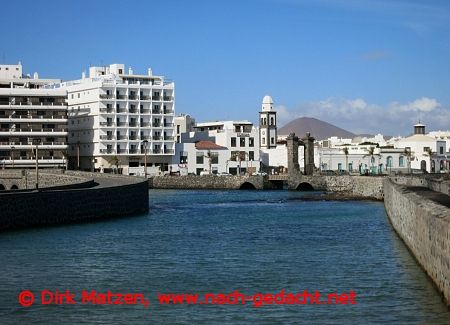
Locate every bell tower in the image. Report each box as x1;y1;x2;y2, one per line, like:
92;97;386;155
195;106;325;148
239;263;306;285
259;95;277;149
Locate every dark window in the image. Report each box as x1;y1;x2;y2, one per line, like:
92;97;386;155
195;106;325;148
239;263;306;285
196;153;204;164
249;151;254;161
271;137;275;144
231;137;236;147
440;147;444;154
240;137;246;147
249;137;254;147
211;152;219;164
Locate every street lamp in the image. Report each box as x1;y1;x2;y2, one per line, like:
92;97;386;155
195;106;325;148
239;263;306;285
142;140;148;178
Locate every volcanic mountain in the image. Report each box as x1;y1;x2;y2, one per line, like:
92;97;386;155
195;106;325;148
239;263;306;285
278;117;356;140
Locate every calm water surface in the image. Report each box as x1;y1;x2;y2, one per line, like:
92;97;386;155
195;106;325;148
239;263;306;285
0;190;449;324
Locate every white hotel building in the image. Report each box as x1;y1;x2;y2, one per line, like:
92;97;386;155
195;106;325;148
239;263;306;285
57;64;175;175
0;63;68;168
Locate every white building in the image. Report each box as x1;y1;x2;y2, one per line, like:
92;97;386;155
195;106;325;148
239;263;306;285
57;63;175;175
396;123;447;173
171;120;260;175
0;63;68;169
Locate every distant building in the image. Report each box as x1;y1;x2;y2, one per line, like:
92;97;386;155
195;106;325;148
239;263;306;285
0;63;68;169
171;120;260;175
58;63;175;175
174;114;195;143
259;95;277;149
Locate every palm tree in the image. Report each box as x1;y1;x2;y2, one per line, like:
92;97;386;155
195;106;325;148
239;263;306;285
110;155;120;174
403;148;413;174
363;146;380;175
424;147;435;173
342;147;349;172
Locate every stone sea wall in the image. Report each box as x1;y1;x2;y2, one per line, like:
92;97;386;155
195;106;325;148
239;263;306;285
383;178;450;305
0;172;149;230
151;175;265;190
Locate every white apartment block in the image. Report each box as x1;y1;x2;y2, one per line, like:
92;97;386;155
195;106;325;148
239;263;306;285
57;63;175;175
171;120;260;175
0;63;68;168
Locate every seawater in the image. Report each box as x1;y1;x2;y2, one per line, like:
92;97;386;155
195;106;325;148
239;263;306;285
0;190;449;324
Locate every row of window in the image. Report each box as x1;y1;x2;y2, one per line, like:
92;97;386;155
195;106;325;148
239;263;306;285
231;137;254;147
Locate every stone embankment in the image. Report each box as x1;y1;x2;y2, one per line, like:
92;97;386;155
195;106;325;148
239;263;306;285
384;177;450;306
0;170;149;230
150;175;265;190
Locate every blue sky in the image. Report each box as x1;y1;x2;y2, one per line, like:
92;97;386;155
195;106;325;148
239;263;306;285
1;0;450;135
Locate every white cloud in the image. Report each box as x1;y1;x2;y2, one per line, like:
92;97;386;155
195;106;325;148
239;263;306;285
277;97;450;135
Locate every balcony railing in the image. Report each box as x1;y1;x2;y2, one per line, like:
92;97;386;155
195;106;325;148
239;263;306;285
117;149;127;154
129;148;139;154
116;95;126;100
140;135;151;140
116;108;126;113
100;122;115;127
128;95;138;100
164;123;174;127
117;122;127;127
153;149;161;154
164;136;174;140
153;123;161;127
140;96;151;100
99;94;115;99
163;96;172;101
140;109;150;114
152;109;162;114
163;109;174;114
140;122;151;127
100;149;115;154
117;135;127;140
164;149;175;154
99;107;114;113
129;122;139;127
152;96;161;101
129;109;138;114
100;135;114;140
153;135;162;140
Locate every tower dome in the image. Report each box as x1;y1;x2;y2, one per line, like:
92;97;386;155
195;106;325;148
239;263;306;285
262;95;274;112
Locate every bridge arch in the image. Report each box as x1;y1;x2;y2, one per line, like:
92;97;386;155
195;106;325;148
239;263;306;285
0;184;5;191
239;182;256;190
10;184;18;190
296;182;315;191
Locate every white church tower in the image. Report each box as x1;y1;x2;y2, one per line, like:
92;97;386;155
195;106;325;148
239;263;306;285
259;95;277;148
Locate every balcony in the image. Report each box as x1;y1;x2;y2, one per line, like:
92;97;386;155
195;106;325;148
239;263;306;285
153;135;162;140
163;109;174;114
116;95;126;100
129;148;139;154
164;123;174;127
129;122;139;127
117;122;127;127
140;109;150;114
129;109;138;114
140;122;151;127
128;95;138;100
140;96;151;101
117;149;127;154
100;149;115;154
100;135;114;140
153;149;161;154
163;96;172;101
99;107;114;113
99;94;115;99
117;135;127;140
152;96;161;101
140;135;151;140
116;108;126;113
152;109;162;114
129;135;139;140
164;149;175;154
153;123;161;128
164;136;174;141
100;122;115;127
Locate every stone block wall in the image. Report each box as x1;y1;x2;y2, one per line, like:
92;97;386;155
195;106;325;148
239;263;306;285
384;178;450;306
151;175;264;190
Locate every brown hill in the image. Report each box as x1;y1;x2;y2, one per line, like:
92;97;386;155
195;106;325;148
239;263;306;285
278;117;356;140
